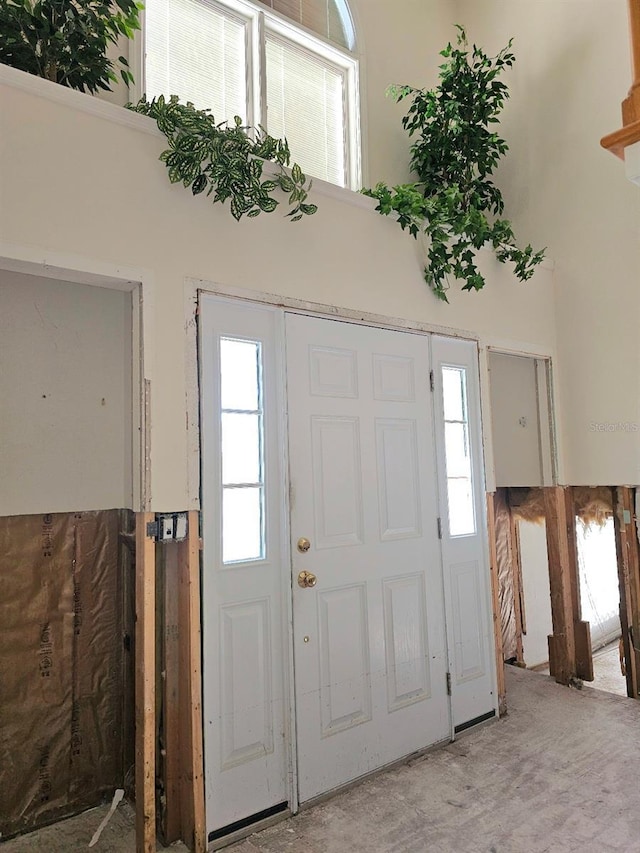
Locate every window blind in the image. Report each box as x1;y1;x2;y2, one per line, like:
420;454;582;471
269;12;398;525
255;0;354;49
145;0;249;122
266;34;346;186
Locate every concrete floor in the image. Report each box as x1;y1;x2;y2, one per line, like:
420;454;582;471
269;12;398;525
4;667;640;852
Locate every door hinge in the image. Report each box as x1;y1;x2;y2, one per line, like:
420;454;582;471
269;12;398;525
437;517;443;539
446;672;452;696
429;369;435;392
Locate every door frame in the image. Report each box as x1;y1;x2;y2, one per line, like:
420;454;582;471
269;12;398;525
0;242;152;512
192;281;500;830
185;276;488;513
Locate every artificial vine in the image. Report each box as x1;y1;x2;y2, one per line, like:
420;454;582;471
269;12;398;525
363;26;545;302
129;96;317;223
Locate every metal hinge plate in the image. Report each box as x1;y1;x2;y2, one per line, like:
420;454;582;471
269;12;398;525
446;672;452;696
437;517;443;539
147;512;189;542
429;369;435;392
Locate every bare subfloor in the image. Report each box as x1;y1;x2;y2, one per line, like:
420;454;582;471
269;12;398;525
231;668;640;853
5;667;640;852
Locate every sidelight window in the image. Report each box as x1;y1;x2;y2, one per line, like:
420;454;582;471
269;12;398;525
442;366;476;537
220;337;265;563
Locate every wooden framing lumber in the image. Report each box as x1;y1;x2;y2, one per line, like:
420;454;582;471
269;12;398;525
162;545;182;843
601;0;640;156
135;512;156;853
177;510;206;852
486;493;507;715
563;488;593;682
614;487;640;698
509;512;525;665
574;621;594;683
543;487;578;685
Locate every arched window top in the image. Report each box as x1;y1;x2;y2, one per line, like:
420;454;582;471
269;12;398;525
254;0;355;50
143;0;361;189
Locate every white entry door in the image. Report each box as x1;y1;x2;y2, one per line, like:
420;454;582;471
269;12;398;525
431;335;497;730
285;314;451;803
200;299;497;839
200;297;290;842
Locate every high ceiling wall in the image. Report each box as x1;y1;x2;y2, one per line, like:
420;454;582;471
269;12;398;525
455;0;640;484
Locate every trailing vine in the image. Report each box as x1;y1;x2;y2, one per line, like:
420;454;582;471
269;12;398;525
363;26;545;302
128;96;317;222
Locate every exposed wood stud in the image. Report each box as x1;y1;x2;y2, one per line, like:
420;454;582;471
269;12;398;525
614;487;640;699
178;510;206;852
509;512;525;665
563;488;593;682
135;512;156;853
486;493;507;716
162;545;182;843
543;487;577;686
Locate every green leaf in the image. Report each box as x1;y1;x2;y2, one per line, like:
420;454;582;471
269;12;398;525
191;173;207;195
124;96;318;224
361;25;543;302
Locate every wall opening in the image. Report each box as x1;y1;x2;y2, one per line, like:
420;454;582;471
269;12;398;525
488;351;555;488
0;268;140;838
489;486;636;706
577;518;626;696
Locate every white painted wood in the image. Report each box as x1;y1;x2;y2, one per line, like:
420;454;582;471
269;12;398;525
286;314;450;803
200;296;290;835
535;358;557;486
488;351;544;487
431;336;497;730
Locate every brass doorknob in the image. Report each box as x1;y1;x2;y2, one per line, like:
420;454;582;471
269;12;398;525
298;570;317;589
297;537;311;553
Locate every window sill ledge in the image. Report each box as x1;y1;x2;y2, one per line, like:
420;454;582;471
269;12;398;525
0;63;377;214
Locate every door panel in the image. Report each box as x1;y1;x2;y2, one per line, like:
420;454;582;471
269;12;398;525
200;297;289;837
431;336;497;729
200;301;497;834
311;416;364;547
318;584;372;735
383;573;431;710
286;314;450;803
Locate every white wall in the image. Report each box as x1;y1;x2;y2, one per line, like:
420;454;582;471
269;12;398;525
489;352;543;487
0;0;560;511
518;520;553;668
456;0;640;485
0;271;133;514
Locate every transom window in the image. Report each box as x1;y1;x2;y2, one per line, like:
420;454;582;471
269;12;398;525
143;0;360;189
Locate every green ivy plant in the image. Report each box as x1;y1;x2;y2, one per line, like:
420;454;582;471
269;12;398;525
363;26;545;302
129;96;317;222
0;0;141;93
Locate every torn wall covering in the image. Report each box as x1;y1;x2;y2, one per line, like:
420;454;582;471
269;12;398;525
494;490;518;661
0;511;134;839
